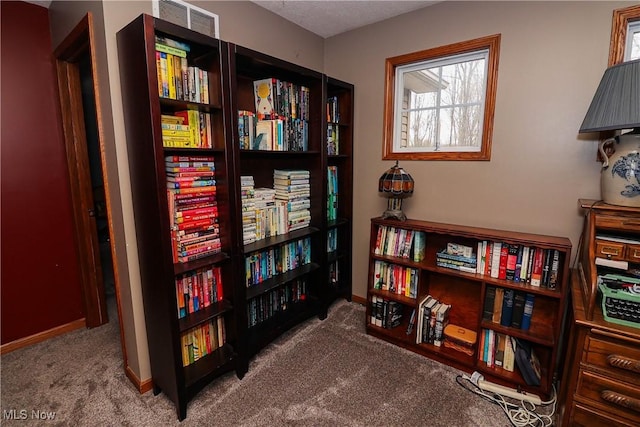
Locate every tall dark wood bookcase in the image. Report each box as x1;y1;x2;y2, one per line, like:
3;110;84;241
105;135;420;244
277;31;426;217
323;77;354;307
117;13;355;420
366;217;572;400
117;15;242;420
227;43;325;370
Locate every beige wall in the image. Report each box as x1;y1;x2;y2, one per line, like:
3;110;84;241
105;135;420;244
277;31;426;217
324;1;630;299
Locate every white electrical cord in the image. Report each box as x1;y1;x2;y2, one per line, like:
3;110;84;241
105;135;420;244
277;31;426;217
457;374;557;427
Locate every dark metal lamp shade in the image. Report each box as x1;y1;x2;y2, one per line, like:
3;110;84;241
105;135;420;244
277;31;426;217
579;58;640;133
379;161;414;221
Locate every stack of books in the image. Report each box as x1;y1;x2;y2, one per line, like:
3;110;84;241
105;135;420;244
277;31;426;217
253;187;279;239
166;156;220;263
273;169;311;231
240;175;256;245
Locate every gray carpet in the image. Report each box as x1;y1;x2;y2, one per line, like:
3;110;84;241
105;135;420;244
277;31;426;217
1;298;538;426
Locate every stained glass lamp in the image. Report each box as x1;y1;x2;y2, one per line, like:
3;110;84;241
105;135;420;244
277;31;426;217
379;161;414;221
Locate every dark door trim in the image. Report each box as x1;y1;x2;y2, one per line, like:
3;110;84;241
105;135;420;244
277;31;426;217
53;13;109;328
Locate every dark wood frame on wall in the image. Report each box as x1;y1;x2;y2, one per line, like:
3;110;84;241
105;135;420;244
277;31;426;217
608;4;640;66
382;34;501;161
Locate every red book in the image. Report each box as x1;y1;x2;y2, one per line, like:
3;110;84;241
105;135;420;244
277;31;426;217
484;242;492;276
175;206;218;217
530;248;545;286
175;218;219;231
498;244;509;280
215;267;223;302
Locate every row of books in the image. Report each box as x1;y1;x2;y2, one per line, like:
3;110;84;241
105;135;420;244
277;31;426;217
161;111;213;148
166;156;221;264
180;317;226;367
327;124;340;155
175;266;224;319
414;295;451;347
155;37;210;104
373;226;426;262
326;95;340;123
478;242;561;288
372;260;418;299
483;287;535;331
478;329;516;372
245;237;312;287
370;297;403;329
435;241;561;289
327;166;338;221
253;78;310;121
237;110;309;151
246;279;307;327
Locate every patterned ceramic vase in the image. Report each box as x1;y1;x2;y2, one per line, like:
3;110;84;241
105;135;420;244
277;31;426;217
598;132;640;207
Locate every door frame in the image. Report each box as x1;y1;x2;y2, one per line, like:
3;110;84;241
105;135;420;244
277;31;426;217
53;13;122;340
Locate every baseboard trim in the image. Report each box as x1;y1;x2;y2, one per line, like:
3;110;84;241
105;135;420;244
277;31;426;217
0;318;86;355
351;294;366;306
125;365;153;394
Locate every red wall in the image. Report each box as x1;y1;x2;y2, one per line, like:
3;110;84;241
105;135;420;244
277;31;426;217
1;1;84;344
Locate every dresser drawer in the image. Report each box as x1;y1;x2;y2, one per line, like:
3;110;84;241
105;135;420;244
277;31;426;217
584;334;640;386
571;402;638;427
576;370;640;424
595;240;626;261
595;215;640;233
626;244;640;262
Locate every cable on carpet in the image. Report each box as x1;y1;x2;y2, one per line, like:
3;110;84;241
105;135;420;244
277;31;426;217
455;374;557;427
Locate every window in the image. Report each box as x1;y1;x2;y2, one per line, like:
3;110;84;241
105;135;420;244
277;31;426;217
626;20;640;60
608;4;640;65
383;34;500;161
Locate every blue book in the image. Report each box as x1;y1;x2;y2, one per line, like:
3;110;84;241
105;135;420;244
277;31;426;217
500;289;515;327
521;293;535;331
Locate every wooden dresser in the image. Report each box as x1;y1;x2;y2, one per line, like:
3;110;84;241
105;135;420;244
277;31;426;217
560;200;640;426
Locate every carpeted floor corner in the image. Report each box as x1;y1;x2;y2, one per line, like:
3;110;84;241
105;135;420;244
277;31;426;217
1;298;546;426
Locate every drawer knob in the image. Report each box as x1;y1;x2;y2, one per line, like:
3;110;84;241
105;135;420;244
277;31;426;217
607;354;640;374
601;390;640;413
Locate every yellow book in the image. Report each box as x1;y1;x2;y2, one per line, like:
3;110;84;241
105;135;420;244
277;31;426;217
167;54;176;100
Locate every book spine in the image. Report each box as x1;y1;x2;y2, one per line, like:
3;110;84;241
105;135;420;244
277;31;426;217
520;293;535;331
500;289;515;327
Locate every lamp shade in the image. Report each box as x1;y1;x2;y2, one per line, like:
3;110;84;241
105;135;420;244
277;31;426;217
378;161;414;197
579;58;640;133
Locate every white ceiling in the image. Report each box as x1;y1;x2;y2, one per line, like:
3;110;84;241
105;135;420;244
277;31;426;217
24;0;437;39
252;1;438;38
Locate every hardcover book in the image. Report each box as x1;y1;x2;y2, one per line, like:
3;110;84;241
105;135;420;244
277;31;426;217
510;291;526;329
500;289;515;327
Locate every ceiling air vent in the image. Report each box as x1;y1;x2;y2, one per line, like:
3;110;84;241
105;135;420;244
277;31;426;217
152;0;219;39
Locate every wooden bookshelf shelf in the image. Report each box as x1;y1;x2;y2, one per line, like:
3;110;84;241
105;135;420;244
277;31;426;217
366;217;571;399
